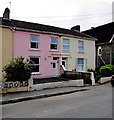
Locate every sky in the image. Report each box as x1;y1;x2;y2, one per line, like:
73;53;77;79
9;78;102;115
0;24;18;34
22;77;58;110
0;0;113;31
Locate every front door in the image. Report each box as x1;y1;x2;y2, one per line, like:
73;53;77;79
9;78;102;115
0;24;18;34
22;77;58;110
52;60;58;77
62;58;68;70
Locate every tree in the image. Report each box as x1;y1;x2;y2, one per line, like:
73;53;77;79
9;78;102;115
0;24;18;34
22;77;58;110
2;56;34;82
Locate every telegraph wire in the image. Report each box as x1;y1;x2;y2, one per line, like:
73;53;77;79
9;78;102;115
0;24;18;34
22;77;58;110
11;11;112;26
11;12;112;19
37;13;112;24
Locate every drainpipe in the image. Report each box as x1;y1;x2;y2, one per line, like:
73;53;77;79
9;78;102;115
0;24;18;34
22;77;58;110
110;45;112;64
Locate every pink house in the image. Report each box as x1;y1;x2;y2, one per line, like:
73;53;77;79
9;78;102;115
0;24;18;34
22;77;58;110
13;30;61;79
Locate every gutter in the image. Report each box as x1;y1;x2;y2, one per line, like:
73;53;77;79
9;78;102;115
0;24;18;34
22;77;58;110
109;34;114;43
96;34;114;46
96;42;111;46
0;25;15;32
15;27;96;41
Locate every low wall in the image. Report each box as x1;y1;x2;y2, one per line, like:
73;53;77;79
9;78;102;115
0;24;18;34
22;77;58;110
1;81;28;93
28;79;84;91
2;87;28;93
99;77;111;84
62;71;95;86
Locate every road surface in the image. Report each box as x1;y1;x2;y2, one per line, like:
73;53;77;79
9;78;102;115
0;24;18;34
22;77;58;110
2;83;112;118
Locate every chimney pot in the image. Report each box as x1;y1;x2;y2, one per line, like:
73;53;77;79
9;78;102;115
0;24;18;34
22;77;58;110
3;8;10;19
71;25;80;32
91;27;94;29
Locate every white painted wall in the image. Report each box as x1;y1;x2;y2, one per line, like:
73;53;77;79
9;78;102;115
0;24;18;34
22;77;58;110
28;79;84;91
99;77;111;84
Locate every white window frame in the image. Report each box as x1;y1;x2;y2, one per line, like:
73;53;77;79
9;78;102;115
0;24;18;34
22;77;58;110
63;39;70;52
50;37;58;51
30;57;40;74
30;34;39;50
78;40;84;53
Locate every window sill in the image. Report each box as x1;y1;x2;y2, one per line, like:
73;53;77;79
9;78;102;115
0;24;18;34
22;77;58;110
29;48;40;51
50;50;58;52
31;72;41;75
62;51;70;53
78;52;85;54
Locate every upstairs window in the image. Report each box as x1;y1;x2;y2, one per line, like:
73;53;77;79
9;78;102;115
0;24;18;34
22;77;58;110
63;39;69;52
50;37;58;50
78;40;84;53
30;35;39;49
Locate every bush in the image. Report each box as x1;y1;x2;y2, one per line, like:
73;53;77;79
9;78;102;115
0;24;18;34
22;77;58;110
2;56;34;82
99;64;114;77
87;68;95;72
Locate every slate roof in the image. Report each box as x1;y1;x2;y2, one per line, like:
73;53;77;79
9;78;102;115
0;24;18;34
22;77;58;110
82;22;114;44
0;17;95;40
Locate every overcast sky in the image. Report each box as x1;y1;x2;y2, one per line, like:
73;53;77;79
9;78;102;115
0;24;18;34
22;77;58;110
0;0;113;31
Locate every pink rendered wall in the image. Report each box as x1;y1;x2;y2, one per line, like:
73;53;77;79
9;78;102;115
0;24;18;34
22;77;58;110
13;31;61;78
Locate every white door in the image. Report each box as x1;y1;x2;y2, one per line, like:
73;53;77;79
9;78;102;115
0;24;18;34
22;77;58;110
52;60;58;77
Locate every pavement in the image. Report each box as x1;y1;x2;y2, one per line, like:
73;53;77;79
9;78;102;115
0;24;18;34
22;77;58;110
0;86;91;105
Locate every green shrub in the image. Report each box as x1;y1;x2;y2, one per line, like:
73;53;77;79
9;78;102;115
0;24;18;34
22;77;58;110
2;56;34;82
87;68;95;72
99;64;114;77
106;64;114;71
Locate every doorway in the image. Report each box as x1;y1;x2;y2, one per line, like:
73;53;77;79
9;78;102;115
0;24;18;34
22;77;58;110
52;57;59;77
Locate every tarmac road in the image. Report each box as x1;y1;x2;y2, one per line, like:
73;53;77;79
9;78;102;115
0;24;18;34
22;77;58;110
2;82;112;118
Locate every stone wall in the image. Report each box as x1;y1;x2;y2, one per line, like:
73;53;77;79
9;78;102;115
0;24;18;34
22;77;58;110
97;44;114;65
101;44;110;64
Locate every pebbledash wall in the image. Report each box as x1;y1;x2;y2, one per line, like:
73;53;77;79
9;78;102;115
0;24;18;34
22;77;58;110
13;30;61;79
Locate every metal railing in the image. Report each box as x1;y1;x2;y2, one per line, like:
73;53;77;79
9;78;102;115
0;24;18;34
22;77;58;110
61;71;92;84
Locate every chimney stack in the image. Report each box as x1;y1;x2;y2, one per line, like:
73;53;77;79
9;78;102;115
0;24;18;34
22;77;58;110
71;25;80;32
91;27;94;29
3;8;10;20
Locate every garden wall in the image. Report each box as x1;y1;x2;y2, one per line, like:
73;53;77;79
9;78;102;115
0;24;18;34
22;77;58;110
28;79;84;91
